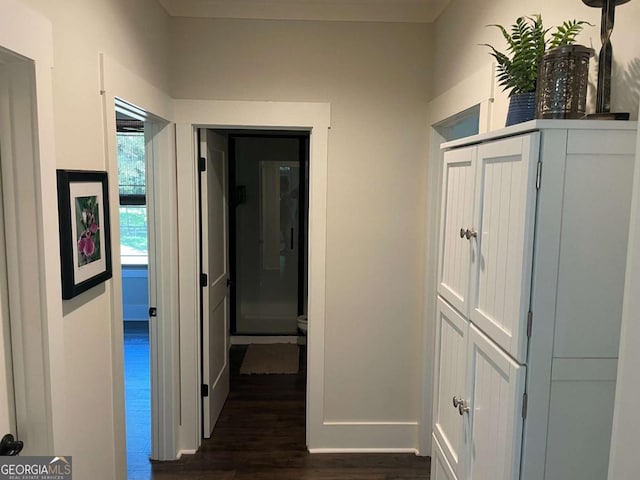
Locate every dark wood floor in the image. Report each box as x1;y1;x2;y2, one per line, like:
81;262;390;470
150;345;430;480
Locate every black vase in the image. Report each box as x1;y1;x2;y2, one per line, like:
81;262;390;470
506;92;536;126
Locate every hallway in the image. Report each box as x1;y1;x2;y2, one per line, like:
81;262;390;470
150;346;431;479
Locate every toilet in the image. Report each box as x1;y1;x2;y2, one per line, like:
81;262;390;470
297;315;308;335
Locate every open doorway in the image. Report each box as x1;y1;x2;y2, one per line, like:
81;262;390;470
228;132;309;337
116;107;151;478
197;128;310;442
174;100;329;453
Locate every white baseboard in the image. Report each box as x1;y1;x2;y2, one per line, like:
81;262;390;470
308;421;419;451
309;448;419;454
230;335;305;345
176;449;197;458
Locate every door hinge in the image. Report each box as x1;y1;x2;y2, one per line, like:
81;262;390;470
149;307;157;318
526;310;533;337
522;392;528;419
198;157;206;172
536;160;542;190
200;273;208;288
201;384;209;397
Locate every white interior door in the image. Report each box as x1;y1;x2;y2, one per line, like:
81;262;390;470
469;133;539;363
432;296;468;478
438;146;476;317
0;54;32;456
467;324;525;480
200;129;230;438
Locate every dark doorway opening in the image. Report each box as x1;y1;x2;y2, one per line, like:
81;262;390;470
227;132;310;336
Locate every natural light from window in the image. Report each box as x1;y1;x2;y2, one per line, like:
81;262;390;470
117;131;148;265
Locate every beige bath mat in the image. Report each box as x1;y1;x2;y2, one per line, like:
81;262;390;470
240;343;299;374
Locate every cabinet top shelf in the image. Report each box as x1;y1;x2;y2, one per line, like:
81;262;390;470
441;119;638;150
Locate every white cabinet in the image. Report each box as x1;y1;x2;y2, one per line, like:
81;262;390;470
470;135;538;363
431;120;637;480
466;324;525;480
437;146;476;317
432;297;468;478
433;434;460;480
433;297;526;480
438;134;538;363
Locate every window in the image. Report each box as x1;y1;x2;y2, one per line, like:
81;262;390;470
117;130;147;265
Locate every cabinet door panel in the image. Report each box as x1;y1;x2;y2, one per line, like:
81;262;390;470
432;434;459;480
467;324;526;480
433;296;468;477
470;133;539;363
438;147;476;316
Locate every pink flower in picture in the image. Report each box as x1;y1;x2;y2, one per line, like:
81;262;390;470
83;234;95;257
78;235;86;254
75;195;102;267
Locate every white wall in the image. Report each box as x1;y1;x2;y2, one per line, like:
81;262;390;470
433;0;640;128
16;0;170;478
171;18;433;442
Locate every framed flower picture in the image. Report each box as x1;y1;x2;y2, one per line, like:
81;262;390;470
57;170;112;299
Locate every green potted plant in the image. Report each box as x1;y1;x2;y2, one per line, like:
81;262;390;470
483;15;591;126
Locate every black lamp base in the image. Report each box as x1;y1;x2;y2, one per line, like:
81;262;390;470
583;112;630;120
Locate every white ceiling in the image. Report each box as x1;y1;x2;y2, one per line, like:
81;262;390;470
157;0;451;24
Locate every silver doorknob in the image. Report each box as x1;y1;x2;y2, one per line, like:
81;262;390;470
458;399;470;415
452;396;462;408
459;228;466;239
465;229;478;240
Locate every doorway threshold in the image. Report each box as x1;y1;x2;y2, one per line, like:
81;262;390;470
230;335;306;345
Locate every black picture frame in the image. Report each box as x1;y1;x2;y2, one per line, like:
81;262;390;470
57;170;112;299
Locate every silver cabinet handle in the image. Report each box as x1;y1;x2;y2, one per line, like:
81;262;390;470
458;399;470;415
453;395;462;408
459;228;466;239
465;228;477;240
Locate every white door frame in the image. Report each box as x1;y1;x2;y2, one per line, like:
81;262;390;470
420;64;495;456
99;54;178;468
0;0;65;454
174;100;330;454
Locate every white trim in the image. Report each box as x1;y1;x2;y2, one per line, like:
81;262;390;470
176;449;197;458
99;54;177;464
420;63;495;456
174;99;330;453
230;335;303;345
426;64;495;138
608;107;640;480
312;421;418;450
442;118;637;150
175;123;201;452
158;0;449;24
309;448;419;454
323;421;418;426
0;0;65;454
